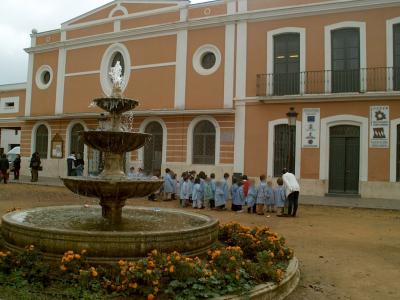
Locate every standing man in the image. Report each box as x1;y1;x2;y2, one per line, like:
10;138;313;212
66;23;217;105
30;152;41;182
13;154;21;180
66;152;76;176
282;168;300;217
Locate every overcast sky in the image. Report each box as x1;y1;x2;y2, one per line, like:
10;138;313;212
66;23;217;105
0;0;208;85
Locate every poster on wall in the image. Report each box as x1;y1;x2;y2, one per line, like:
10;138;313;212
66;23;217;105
302;108;320;148
370;106;389;148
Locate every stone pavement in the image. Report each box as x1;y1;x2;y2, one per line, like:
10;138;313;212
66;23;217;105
5;175;400;211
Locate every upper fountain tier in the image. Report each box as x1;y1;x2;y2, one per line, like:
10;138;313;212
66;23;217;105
92;97;139;115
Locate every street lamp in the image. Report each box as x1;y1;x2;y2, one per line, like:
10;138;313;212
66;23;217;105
286;107;298;173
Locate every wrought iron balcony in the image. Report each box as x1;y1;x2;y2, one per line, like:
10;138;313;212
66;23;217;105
256;67;400;97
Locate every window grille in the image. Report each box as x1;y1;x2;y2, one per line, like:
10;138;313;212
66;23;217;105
274;124;296;177
36;125;48;159
193;120;216;165
70;123;84;155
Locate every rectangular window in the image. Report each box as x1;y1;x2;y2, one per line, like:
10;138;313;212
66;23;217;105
274;124;296;177
273;33;300;96
331;28;360;93
394;24;400;91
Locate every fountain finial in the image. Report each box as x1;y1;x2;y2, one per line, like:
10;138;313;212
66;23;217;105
109;61;124;97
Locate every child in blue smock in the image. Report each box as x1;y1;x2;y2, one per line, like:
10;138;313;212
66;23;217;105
265;180;275;213
274;177;287;216
192;177;203;209
230;178;240;211
246;179;258;214
214;179;226;210
256;175;267;215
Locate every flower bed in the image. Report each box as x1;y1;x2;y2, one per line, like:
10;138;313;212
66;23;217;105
0;223;294;299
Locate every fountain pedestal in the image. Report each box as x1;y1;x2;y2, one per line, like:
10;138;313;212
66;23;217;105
100;197;126;224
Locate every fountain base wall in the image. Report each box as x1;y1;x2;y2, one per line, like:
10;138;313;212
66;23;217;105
1;206;219;263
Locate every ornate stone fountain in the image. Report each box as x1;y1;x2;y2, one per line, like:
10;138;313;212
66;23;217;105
1;62;219;262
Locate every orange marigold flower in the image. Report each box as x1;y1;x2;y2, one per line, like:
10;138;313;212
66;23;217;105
146;269;152;274
91;270;98;277
129;282;138;289
118;259;126;266
60;264;67;272
81;249;87;255
147;294;155;300
169;265;175;273
74;254;81;259
151;249;158;256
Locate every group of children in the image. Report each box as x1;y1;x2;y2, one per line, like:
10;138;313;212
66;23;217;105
161;169;290;216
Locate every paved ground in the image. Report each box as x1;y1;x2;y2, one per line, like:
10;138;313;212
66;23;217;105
8;175;400;211
0;183;399;300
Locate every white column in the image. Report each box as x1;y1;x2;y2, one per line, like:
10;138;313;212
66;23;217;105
174;30;188;110
25;31;36;117
235;21;247;99
224;22;235;108
233;101;246;173
55;48;66;114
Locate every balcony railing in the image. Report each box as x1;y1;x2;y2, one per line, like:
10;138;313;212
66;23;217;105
256;67;400;97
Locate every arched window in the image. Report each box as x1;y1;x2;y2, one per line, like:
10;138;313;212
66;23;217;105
144;122;163;174
70;123;84;155
193;121;216;164
35;125;48;159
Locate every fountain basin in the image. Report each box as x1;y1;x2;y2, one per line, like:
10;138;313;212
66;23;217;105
1;206;219;263
82;131;151;154
62;177;163;199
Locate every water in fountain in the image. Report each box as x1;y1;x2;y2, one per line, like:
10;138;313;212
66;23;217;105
1;61;219;262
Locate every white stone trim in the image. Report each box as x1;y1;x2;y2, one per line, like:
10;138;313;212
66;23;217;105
186;116;220;165
174;30;188;109
238;0;247;12
390;118;400;182
65;70;100;77
31;122;52;159
61;31;67;41
320;115;368;182
100;43;131;96
224;24;235;108
267;27;306;96
192;44;222;76
35;65;53;90
180;6;188;21
267;118;302;178
131;62;176;70
25;54;34;117
108;5;128;18
386;16;400;91
138;117;168;167
227;0;236;15
233;102;245;173
55;48;66;114
235;21;247;99
324;21;367;93
114;20;121;32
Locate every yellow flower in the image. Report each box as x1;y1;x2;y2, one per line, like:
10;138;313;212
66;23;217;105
229;256;236;261
118;259;126;266
151;249;158;256
146;269;152;274
81;249;87;255
74;254;81;259
91;270;98;277
60;264;67;271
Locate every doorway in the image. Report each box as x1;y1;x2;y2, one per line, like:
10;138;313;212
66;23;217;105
329;125;360;194
143;122;163;175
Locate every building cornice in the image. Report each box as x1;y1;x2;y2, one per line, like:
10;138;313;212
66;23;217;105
17;109;235;121
25;0;400;54
0;83;27;92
